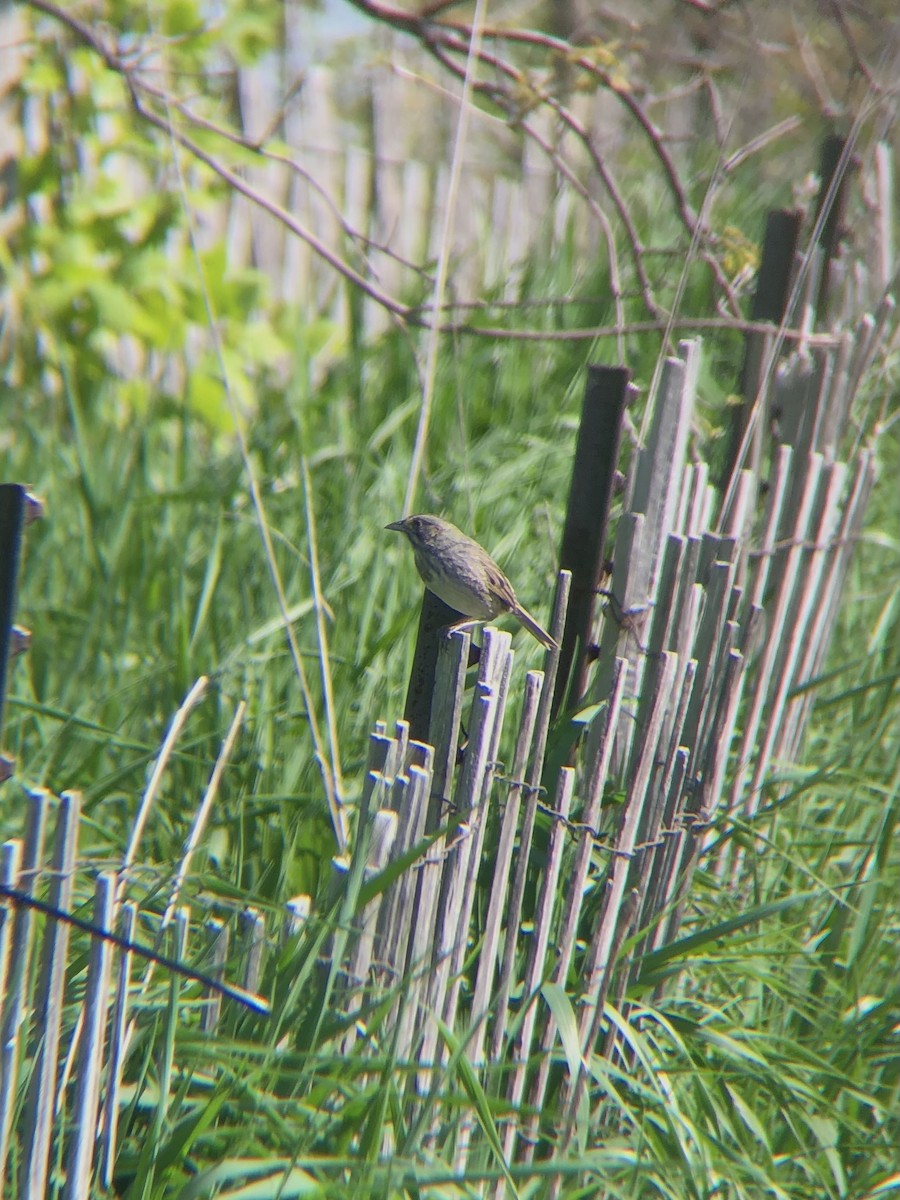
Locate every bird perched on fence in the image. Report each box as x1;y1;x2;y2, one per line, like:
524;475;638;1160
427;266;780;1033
386;514;557;649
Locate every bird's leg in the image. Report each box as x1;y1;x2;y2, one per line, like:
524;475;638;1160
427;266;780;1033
443;617;484;639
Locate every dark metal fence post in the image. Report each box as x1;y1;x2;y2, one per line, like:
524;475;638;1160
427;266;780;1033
552;365;629;719
814;133;854;324
0;484;27;764
723;207;803;489
403;590;469;743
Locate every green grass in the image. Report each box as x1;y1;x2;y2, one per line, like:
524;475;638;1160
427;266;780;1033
4;290;897;1196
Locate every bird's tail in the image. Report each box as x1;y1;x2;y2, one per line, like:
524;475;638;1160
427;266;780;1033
513;603;558;650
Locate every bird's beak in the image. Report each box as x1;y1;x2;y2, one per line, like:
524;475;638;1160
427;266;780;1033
385;520;406;533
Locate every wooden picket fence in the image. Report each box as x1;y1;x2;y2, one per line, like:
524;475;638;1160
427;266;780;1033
0;7;611;341
334;326;882;1182
0;283;888;1190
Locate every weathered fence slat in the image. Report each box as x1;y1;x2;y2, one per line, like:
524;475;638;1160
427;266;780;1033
0;790;48;1189
99;901;136;1190
497;766;574;1169
25;791;80;1200
468;668;544;1067
64;873;115;1200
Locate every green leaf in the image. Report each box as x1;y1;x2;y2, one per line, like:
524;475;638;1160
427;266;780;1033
434;1017;521;1200
177;1160;320;1199
164;0;202;37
